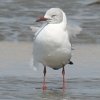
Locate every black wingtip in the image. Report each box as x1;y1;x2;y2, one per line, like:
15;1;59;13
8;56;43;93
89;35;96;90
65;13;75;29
69;61;73;65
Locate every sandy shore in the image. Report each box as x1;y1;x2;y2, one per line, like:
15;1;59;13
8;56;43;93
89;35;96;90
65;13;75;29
0;42;100;78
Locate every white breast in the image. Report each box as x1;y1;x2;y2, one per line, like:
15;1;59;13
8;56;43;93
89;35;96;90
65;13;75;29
33;24;71;68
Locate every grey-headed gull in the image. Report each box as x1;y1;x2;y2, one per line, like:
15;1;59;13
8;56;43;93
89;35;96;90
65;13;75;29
31;8;81;90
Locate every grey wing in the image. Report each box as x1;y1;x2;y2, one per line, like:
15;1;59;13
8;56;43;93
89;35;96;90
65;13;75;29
30;23;48;40
30;26;40;34
30;26;39;71
30;26;40;40
67;20;82;40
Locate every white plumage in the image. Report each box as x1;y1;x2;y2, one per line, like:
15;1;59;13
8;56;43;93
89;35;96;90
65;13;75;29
31;8;82;89
32;8;72;69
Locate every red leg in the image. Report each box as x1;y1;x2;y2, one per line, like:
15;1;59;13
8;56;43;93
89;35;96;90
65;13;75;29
42;66;47;90
62;66;65;90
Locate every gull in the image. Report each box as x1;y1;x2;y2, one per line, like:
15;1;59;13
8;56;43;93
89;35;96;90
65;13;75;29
31;8;81;90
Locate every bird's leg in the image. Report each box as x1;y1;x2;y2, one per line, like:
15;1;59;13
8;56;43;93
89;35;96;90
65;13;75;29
42;66;47;90
62;66;65;90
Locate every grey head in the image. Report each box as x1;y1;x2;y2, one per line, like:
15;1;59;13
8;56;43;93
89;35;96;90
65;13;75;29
36;8;64;24
44;8;63;24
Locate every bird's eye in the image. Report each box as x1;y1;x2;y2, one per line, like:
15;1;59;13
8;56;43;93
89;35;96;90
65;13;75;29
52;15;56;17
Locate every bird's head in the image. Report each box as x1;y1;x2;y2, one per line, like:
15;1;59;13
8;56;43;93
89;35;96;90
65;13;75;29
36;8;63;24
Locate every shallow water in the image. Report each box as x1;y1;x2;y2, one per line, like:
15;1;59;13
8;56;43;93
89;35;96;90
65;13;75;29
0;76;100;100
0;0;100;43
0;42;100;100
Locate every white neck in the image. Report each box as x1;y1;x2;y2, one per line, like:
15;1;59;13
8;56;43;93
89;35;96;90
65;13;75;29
58;11;67;30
